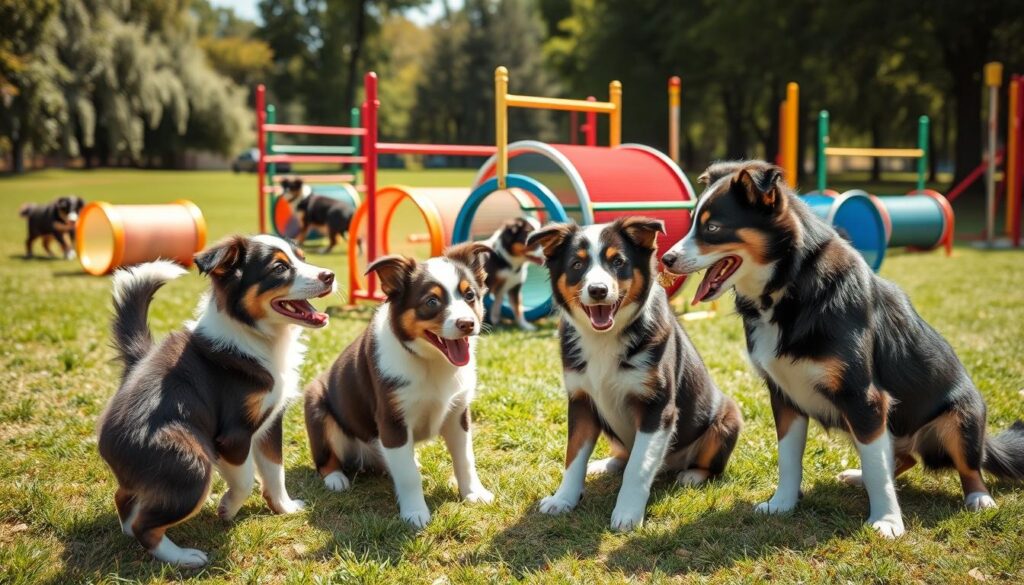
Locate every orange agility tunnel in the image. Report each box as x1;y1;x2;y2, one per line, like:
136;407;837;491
347;186;536;295
76;200;207;275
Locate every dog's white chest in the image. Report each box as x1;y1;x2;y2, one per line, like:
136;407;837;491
747;314;839;422
563;330;648;450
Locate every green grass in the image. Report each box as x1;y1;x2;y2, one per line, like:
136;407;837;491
0;169;1022;584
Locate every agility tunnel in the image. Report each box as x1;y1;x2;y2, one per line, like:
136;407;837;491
76;200;207;275
805;188;954;258
453;140;697;321
800;192;888;271
272;183;361;239
346;185;537;295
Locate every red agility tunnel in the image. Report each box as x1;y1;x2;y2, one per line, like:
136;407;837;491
472;140;697;256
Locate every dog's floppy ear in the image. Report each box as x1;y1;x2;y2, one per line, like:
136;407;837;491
365;254;416;298
616;216;666;250
526;222;576;259
446;242;491;286
195;235;246;277
734;163;785;210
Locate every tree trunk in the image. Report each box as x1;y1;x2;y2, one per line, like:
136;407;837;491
949;63;983;189
12;136;25;174
722;87;747;159
344;0;369;119
870;122;882;182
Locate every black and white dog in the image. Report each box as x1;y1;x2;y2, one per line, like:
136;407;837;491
304;243;494;528
97;235;335;567
281;178;355;254
527;217;742;531
20;195;84;259
661;160;1024;538
483;216;543;331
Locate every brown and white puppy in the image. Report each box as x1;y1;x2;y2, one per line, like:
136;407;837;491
483;216;543;331
304;243;494;528
20;195;84;259
97;235;335;567
526;217;742;531
661;160;1024;538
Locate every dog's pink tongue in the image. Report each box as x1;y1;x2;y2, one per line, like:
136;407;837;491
443;337;471;367
588;304;614;328
692;259;728;305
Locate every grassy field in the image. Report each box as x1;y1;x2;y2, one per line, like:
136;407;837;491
1;168;1022;584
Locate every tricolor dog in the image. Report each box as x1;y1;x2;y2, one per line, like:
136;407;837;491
661;160;1024;538
304;243;494;528
527;217;742;531
20;195;84;259
97;235;335;567
483;216;543;331
281;178;355;254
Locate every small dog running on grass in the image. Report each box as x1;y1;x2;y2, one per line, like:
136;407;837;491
526;217;742;531
281;178;355;254
97;235;336;567
661;160;1024;538
20;195;84;259
482;216;543;331
304;243;494;528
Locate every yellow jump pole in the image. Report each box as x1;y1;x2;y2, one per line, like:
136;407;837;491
495;66;510;190
610;80;622;147
783;82;799;187
984;62;1003;246
668;76;681;163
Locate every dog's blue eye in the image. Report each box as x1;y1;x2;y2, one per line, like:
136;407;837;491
274;262;289;273
426;297;440;308
464;289;476;302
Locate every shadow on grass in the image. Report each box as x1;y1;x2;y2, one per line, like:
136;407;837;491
480;473;975;578
52;506;232;583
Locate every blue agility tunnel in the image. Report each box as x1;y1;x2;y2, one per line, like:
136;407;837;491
800;191;888;271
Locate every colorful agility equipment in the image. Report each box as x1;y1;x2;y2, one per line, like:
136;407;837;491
812;108;954;258
76;201;206;275
449;67;698;321
800;192;888;271
255;86;364;238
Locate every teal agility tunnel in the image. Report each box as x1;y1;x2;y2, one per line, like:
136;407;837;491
800;191;888;271
451;174;569;322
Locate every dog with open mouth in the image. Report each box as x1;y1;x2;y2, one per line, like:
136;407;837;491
97;235;335;567
303;243;494;528
526;217;743;531
661;160;1024;538
482;216;544;331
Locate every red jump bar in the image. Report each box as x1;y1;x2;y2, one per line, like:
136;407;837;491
264;154;367;164
263;123;367;137
376;142;496;157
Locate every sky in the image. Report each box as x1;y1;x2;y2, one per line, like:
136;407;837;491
208;0;463;26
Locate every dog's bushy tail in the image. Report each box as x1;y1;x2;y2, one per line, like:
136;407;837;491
19;203;34;217
984;421;1024;480
111;260;187;373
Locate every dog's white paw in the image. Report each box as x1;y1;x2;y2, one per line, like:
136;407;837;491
869;517;905;539
538;493;578;515
217;492;245;521
587;457;625;476
754;493;799;515
836;468;864;487
273;498;305;514
463;486;494;504
323;471;351;492
609;505;645;532
65;250;76;260
151;537;209;568
965;492;997;512
517;321;537;332
676;469;710;487
400;507;431;529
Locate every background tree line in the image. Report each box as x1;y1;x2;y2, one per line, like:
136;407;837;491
3;0;1023;186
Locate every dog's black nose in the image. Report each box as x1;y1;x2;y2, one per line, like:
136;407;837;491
455;318;475;334
319;271;335;286
588;283;608;300
661;252;678;268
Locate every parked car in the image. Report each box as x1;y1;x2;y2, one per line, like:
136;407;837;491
232;148;290;173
